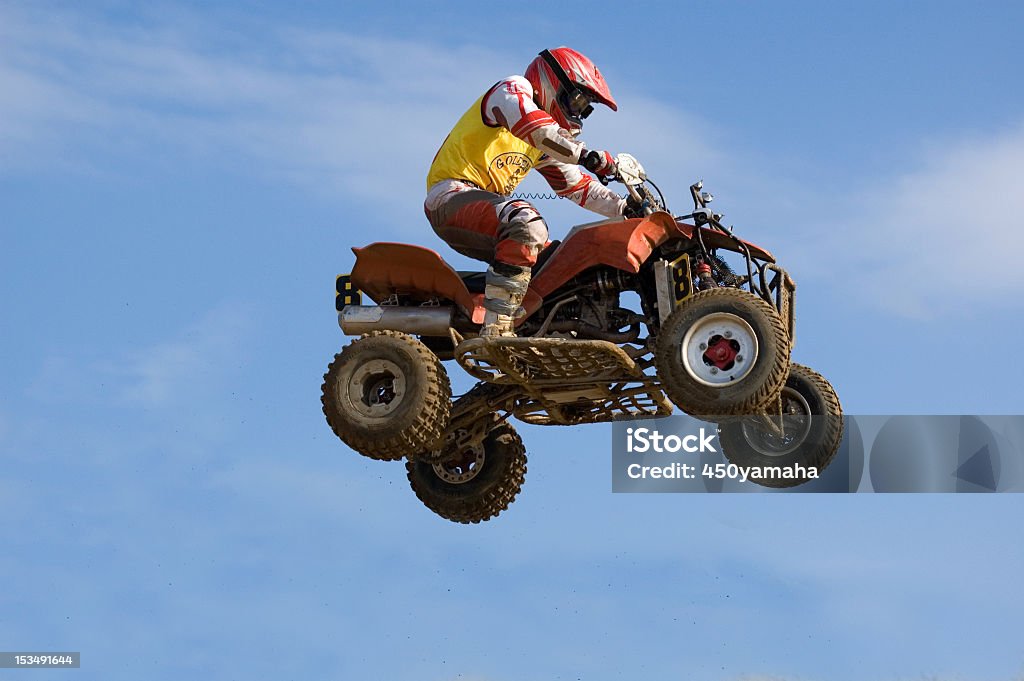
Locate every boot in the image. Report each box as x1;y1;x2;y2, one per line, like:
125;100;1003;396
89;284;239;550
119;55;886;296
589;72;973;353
481;285;521;337
480;265;531;338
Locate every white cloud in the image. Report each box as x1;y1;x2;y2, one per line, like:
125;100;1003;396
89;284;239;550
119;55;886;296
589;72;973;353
29;302;253;409
0;5;515;216
3;5;1021;316
118;303;253;406
0;4;752;229
800;124;1024;317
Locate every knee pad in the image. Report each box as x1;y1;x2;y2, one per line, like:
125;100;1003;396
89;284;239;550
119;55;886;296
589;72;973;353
497;200;548;249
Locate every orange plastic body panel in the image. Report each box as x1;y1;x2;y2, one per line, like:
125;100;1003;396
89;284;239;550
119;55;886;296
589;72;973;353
522;212;678;317
350;243;484;323
349;213;776;327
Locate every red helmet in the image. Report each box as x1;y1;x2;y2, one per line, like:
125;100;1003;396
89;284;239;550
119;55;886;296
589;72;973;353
524;47;618;133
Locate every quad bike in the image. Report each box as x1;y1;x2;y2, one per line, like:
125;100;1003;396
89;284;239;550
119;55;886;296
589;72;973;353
321;155;843;522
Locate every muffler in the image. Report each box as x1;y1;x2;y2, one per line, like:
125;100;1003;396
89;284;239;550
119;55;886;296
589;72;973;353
339;305;453;336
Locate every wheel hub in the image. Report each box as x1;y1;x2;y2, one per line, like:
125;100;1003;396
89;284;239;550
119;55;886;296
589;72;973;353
680;312;759;386
346;359;406;419
433;432;486;485
740;386;813;456
704;335;740;370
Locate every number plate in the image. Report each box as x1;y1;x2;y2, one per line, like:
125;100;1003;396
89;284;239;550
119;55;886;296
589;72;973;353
671;253;693;304
335;274;363;311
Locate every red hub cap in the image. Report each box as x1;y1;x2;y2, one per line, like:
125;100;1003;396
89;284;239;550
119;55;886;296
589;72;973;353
703;335;740;370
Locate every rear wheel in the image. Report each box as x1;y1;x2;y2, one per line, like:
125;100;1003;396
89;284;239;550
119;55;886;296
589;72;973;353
717;363;843;487
321;330;451;461
655;287;790;417
407;421;526;524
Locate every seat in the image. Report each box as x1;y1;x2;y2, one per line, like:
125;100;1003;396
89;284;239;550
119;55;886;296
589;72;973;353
456;241;562;294
458;271;487;294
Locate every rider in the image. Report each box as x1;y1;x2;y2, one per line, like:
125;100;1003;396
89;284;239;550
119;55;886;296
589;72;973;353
425;47;640;337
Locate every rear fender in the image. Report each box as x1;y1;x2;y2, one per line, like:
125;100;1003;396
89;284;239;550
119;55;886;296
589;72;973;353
350;243;485;324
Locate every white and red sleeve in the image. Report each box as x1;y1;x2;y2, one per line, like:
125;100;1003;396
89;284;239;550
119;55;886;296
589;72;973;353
482;76;625;218
534;157;626;218
482;76;585;165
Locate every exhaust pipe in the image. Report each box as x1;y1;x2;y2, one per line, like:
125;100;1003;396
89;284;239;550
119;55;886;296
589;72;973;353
339;305;453;336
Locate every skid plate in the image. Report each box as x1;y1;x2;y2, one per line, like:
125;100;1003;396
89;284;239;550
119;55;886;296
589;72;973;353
455;337;643;385
514;384;674;426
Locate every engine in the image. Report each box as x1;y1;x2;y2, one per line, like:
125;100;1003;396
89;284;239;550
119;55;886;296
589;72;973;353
520;268;645;342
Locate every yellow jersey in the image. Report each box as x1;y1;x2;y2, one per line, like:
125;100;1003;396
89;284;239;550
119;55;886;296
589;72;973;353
427;94;544;196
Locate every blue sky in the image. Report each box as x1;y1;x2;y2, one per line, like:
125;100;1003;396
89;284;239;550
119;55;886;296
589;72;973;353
2;1;1023;680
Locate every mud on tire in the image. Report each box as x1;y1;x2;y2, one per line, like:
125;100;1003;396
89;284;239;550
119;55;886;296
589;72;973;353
717;363;844;488
321;330;451;461
655;287;790;418
407;421;526;524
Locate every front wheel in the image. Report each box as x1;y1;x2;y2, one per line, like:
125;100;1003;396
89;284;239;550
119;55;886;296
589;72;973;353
655;288;791;418
406;421;527;524
717;363;844;488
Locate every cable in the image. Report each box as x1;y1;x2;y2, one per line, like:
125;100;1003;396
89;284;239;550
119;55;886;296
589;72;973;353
644;178;668;212
514;179;665;208
509;192;562;200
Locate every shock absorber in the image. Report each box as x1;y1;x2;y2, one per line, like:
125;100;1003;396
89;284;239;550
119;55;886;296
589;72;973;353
595;269;632;293
696;261;717;290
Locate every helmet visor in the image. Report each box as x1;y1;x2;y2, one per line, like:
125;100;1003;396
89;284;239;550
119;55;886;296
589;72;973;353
557;86;594;126
566;88;594;119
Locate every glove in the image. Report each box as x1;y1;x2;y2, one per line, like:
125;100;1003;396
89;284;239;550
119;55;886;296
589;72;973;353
623;193;649;218
580;149;617;178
